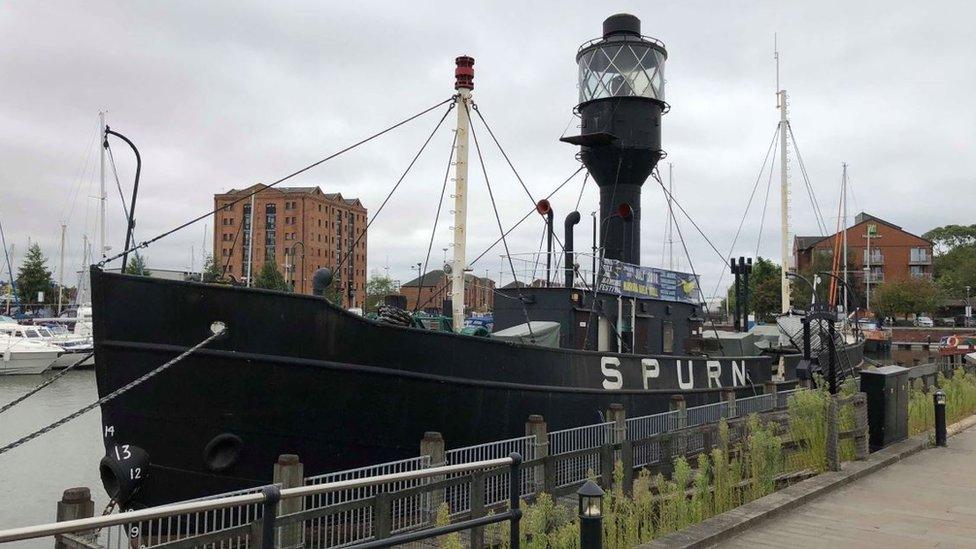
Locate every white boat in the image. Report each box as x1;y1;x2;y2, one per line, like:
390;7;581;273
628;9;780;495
0;334;62;375
0;323;94;368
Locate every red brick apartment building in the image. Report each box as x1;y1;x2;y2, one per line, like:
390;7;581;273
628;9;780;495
213;184;368;307
400;269;495;314
794;212;933;292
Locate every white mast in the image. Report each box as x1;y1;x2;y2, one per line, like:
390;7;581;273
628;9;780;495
99;111;107;260
452;57;474;332
841;163;849;321
667;163;675;270
776;39;792;313
57;223;66;315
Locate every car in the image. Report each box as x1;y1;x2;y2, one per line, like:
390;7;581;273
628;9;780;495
939;317;957;327
914;315;934;327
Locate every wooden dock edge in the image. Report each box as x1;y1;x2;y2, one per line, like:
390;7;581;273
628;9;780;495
638;414;976;549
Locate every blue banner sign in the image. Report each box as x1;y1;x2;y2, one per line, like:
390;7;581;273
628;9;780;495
597;259;700;304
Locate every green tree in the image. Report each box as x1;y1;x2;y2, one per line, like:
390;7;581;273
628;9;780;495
922;224;976;255
254;261;290;291
16;243;53;306
794;249;862;310
364;275;397;313
726;257;782;323
873;277;940;320
201;254;224;283
123;252;151;276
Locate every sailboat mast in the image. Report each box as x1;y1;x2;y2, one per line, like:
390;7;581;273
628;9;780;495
842;163;849;320
451;56;474;332
99;111;107;260
246;192;255;287
58;223;66;315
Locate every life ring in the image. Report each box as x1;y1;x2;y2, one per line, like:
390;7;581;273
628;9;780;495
947;336;960;347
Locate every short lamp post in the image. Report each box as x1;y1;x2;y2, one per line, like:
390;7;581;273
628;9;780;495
934;390;947;447
577;479;604;548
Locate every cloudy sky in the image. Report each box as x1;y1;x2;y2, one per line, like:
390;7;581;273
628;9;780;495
1;0;972;298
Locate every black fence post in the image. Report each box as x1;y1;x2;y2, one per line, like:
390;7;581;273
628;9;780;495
258;485;280;549
935;390;947;447
469;471;486;549
508;452;523;549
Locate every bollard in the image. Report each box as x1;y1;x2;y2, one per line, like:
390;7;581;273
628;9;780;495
723;388;737;418
56;487;94;549
605;404;632;492
273;454;304;549
525;415;549;495
577;480;604;549
934;390;947;447
421;431;446;519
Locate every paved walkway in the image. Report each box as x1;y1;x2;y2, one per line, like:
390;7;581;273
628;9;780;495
720;428;976;548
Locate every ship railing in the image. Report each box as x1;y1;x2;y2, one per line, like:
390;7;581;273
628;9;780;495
444;436;537;516
302;456;432;548
0;457;523;549
546;421;615;488
494;251;596;290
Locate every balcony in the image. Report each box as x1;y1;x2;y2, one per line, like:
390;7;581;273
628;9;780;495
910;271;933;280
860;271;884;284
909;254;932;265
862;252;884;265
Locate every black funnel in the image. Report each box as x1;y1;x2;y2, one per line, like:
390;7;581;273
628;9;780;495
561;14;667;265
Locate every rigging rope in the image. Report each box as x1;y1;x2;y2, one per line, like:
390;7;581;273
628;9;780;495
709;125;780;301
754;134;780;258
653;169;727;358
97;97;457;268
466;101;535;339
333;100;457;281
0;352;94;415
788;125;829;236
414;129;458;312
0;327;224;456
411;166;585;312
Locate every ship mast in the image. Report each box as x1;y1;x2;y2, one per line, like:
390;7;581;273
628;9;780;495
775;39;791;313
99;111;107;260
451;56;474;332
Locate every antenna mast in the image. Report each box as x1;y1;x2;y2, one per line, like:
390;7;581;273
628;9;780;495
452;56;474;332
776;36;792;313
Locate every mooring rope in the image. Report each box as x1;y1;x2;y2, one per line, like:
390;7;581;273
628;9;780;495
0;327;225;456
0;351;95;415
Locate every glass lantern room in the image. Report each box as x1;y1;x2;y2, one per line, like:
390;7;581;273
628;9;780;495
577;40;666;104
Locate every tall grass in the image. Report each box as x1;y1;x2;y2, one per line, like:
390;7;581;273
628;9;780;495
483;415;798;548
909;367;976;435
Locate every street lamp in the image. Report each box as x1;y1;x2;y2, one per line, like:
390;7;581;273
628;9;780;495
287;241;306;293
577;480;604;548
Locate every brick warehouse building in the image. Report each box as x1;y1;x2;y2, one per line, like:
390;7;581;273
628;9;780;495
213;184;368;307
399;269;494;314
794;212;933;295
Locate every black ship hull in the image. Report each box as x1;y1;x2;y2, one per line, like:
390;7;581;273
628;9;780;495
92;270;812;508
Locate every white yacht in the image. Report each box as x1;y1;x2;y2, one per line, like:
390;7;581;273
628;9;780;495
0;333;62;375
0;323;94;369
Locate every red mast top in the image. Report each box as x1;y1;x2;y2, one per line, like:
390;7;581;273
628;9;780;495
455;56;474;90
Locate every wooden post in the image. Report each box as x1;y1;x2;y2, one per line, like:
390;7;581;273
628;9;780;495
374;492;392;540
525;414;549;496
273;454;304;549
723;388;737;418
421;431;446;519
469;471;486;549
852;393;870;460
826;395;840;471
605;404;632;492
598;443;614;490
56;487;94;549
764;381;778;409
661;395;688;470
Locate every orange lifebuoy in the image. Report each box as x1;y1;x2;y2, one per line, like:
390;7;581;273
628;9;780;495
947;336;960;347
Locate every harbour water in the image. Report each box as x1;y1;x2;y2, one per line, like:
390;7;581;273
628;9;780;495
0;346;940;532
0;371;107;530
